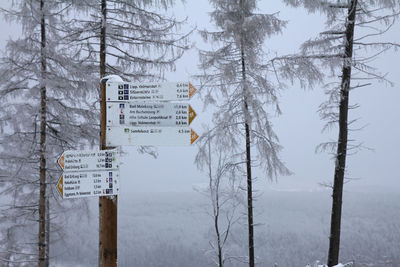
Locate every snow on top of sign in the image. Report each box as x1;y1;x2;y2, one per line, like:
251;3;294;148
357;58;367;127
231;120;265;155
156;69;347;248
101;75;124;83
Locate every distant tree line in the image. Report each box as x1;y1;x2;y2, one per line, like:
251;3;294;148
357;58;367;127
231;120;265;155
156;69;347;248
0;0;398;266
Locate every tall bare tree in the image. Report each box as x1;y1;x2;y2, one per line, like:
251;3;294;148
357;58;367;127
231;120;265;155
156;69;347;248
65;0;191;82
196;1;297;265
283;0;400;265
196;130;244;266
0;1;98;265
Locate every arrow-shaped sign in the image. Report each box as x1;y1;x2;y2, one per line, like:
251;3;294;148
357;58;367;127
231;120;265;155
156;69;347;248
189;105;197;125
189;82;197;99
107;102;197;127
106;81;197;102
56;171;120;199
57;153;65;170
191;129;199;144
106;127;199;146
56;150;119;172
57;175;63;198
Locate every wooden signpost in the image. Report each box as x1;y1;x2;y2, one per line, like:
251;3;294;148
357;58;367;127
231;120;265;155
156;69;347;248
58;79;199;267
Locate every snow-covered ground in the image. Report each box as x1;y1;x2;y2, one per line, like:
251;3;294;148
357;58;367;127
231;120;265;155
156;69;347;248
52;190;400;266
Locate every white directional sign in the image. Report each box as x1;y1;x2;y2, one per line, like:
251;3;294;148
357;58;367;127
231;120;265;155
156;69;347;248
57;170;119;199
106;81;197;102
106;127;199;146
57;150;119;172
107;102;197;127
56;149;120;199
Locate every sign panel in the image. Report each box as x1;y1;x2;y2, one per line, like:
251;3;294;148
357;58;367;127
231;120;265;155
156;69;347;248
57;150;119;172
57;170;119;199
107;102;197;127
106;82;197;102
106;127;199;146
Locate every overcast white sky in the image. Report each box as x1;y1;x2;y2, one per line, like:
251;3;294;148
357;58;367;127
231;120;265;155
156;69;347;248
0;1;399;193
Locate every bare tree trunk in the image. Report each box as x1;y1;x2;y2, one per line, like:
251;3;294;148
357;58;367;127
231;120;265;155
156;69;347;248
215;209;223;267
327;0;358;266
45;193;50;267
241;39;255;267
208;141;223;267
99;0;118;266
239;5;254;267
38;0;47;266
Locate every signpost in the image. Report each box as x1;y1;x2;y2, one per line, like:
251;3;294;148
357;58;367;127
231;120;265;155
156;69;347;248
106;81;197;102
58;79;199;267
106;127;199;146
107;102;197;127
56;149;120;199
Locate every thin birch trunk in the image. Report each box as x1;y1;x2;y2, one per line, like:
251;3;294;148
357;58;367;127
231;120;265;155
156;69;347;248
208;141;223;267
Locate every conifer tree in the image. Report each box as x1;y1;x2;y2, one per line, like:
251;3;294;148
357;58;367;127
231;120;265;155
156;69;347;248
197;1;292;265
0;1;98;265
283;0;400;265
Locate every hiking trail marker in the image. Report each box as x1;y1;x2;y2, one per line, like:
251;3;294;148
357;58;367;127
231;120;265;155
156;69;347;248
107;102;197;127
106;81;197;102
107;127;199;146
106;81;199;146
56;150;120;199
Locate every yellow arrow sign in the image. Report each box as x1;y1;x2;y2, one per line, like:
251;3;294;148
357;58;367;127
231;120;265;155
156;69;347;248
56;175;63;198
189;82;197;99
191;129;199;144
57;153;65;170
189;105;197;125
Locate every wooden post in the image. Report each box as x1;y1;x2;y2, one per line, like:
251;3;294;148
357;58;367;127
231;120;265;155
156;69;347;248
99;80;118;267
99;0;118;266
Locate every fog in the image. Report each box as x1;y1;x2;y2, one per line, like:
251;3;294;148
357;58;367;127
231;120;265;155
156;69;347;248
0;1;399;266
53;191;400;266
1;1;398;193
114;1;400;194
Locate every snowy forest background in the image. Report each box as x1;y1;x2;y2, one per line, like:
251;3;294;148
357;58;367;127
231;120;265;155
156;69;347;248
0;0;399;266
54;191;400;266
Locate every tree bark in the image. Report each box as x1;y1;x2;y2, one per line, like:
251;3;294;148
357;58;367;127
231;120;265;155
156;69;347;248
215;209;223;267
45;193;50;267
38;0;47;266
327;0;358;266
99;0;118;266
241;38;255;267
208;141;224;267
